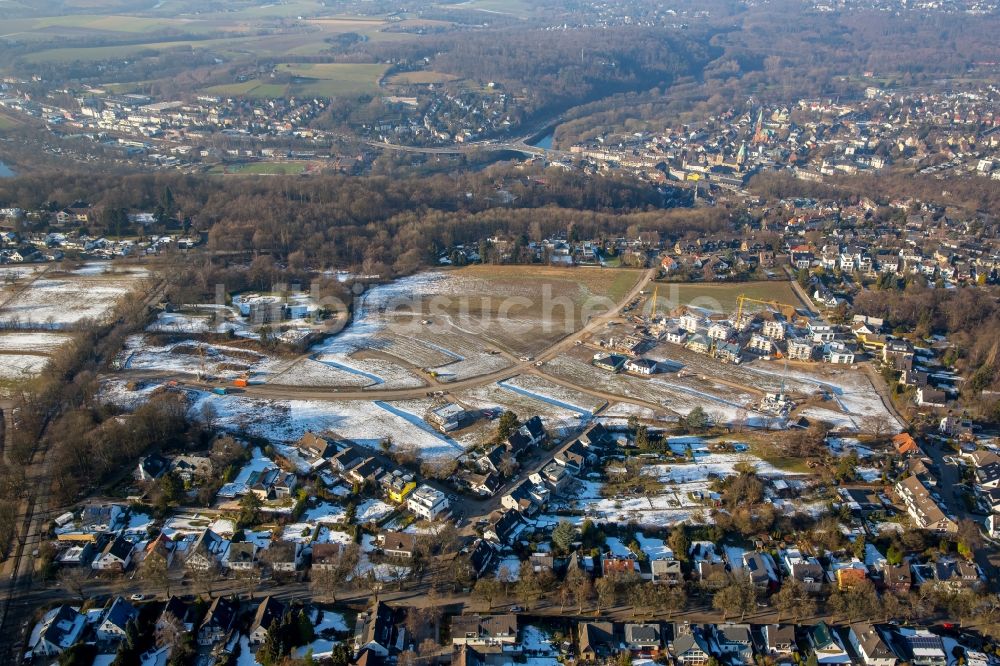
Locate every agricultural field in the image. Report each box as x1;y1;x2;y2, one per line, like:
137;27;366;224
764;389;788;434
205;63;390;99
0;263;150;330
649;280;806;315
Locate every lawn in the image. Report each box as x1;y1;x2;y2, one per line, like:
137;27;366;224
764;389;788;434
651;280;804;315
229;162;309;175
0;115;21;132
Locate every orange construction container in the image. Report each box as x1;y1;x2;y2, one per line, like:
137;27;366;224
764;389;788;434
233;378;248;388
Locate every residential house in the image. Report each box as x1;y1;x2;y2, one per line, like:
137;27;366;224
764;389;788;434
626;357;659;375
450;614;519;647
671;631;712;666
882;340;915;372
651;559;683;585
880;562;912;594
895;475;958;533
92;536;134;572
156;597;197;635
484;510;524;545
916;387;947;407
501;479;549;516
96;597;137;643
554;439;596;473
890;629;946;666
311;543;343;573
892;433;920;456
529;462;573;494
264;540;302;573
378;531;418;559
849;623;898;666
764;624;797;658
249;597;285;645
198;596;239;647
135;453;169;482
186;528;226;571
353;601;396;658
836;566;868;591
933;560;982;590
697;560;729;588
743;551;775;589
578;621;616;663
331;446;364;474
715;623;754;664
347;458;385;486
790;561;826;593
407;484;449;521
603;554;640;577
170;455;213;482
224;541;257;572
809;622;850;664
382;470;417;504
30;606;86;658
295;432;335;468
624;623;662;657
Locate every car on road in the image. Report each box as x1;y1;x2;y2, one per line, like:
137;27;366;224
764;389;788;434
130;594;147;602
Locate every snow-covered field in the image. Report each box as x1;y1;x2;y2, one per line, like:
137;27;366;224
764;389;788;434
0;353;49;380
122;336;284;381
543;353;770;426
0;331;72;353
0;264;149;329
499;374;604;415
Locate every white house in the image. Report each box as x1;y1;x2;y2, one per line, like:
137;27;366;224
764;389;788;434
95;597;138;643
91;536;134;572
406;484;449;521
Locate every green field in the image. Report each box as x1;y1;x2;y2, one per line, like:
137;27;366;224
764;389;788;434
23;36;246;63
651;280;805;314
229;162;309;175
276;63;389;96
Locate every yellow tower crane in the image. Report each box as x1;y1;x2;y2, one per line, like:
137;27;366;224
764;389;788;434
649;285;659;320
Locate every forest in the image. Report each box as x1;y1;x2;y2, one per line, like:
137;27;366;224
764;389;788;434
0;167;733;282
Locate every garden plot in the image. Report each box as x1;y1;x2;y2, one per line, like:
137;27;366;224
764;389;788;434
548;479;698;526
644;451;790;483
0;267;149;329
185;391;466;459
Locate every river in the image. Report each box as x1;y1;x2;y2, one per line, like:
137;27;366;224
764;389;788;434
530;132;554;150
